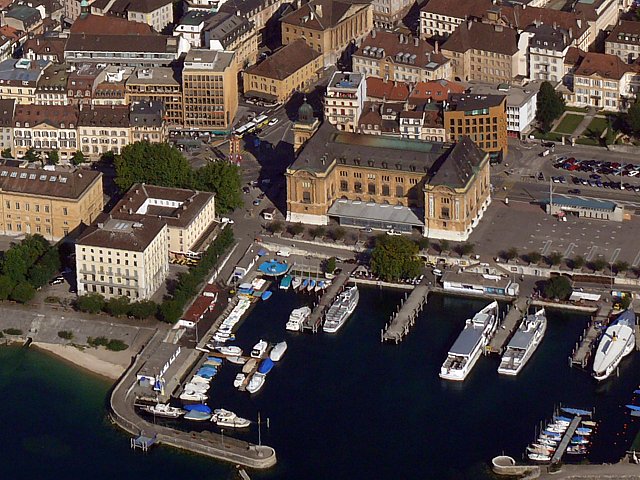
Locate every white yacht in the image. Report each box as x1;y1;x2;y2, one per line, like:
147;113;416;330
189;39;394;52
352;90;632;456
592;309;636;381
233;373;246;388
216;346;243;356
246;372;266;393
440;301;499;381
139;403;185;418
269;341;287;361
286;306;311;332
212;409;251;428
179;391;208;402
498;308;547;376
251;339;268;358
323;285;359;333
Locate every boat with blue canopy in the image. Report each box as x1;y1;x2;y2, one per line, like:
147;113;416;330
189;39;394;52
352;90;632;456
258;358;275;375
262;291;273;301
184;404;212;414
258;260;288;276
279;275;292;290
561;406;592;416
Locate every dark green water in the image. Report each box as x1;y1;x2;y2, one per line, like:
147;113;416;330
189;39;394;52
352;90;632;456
2;286;639;479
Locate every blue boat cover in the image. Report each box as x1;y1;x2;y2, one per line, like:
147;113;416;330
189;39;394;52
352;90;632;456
262;291;273;301
184;404;212;414
258;358;275;374
626;404;640;411
561;407;591;416
204;357;223;365
258;260;288;276
634;389;640;395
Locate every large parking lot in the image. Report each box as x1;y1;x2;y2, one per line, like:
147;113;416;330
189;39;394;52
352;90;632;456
551;156;640;192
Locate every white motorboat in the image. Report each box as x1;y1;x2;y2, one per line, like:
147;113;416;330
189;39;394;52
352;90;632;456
440;301;498;381
269;341;287;361
527;452;551;462
323;285;359;333
291;277;302;290
592;309;636;381
227;356;247;365
192;375;211;384
139;403;185;418
212;408;251;428
233;373;246;388
216;345;243;356
184;382;209;394
179;391;208;402
246;372;266;393
251;339;268;358
286;306;310;332
498;308;547;376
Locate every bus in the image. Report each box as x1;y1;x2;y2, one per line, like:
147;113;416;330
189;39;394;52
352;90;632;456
254;114;269;127
233;124;250;136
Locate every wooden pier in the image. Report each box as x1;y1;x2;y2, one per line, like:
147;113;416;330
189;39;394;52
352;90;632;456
303;264;356;333
570;306;610;369
487;296;530;355
550;416;582;465
382;281;430;343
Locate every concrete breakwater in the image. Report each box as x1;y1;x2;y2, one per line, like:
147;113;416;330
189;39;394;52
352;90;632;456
109;331;277;469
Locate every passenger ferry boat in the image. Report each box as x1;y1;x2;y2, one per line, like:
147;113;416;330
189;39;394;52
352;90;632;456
439;301;499;381
498;308;547;376
592;309;636;381
323;285;359;333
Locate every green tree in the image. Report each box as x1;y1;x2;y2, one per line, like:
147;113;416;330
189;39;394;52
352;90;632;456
47;150;59;166
547;251;563;266
28;248;61;288
23;147;40;162
309;226;326;238
193;161;243;213
503;247;519;261
267;221;283;234
329;227;346;241
626;101;640;135
536;81;566;133
158;299;183;324
439;239;450;253
614;261;629;274
288;223;304;236
455;243;475;257
0;275;15;301
76;293;106;314
416;237;431;251
526;251;542;264
105;296;130;317
1;148;12;158
371;235;422;281
605;120;616;145
114;141;192;192
620;295;632;310
71;150;85;166
10;282;35;303
544;275;572;300
591;258;607;272
128;300;158;319
325;256;336;274
572;255;585;270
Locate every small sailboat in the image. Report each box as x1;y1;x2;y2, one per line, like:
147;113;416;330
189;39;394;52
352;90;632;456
233;373;246;388
179;391;208;402
184;410;212;421
212;409;251;428
246;372;266;393
227;356;246;365
561;406;592;417
139;403;185;418
307;279;316;292
291;277;302;290
270;341;287;361
301;278;309;291
262;290;273;301
315;280;324;292
216;346;242;356
279;275;292;290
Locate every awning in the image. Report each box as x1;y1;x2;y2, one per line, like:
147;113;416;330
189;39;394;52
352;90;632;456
328;199;424;226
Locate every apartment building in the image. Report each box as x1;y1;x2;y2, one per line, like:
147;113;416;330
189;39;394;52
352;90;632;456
112;183;216;256
92;66;134;106
219;0;288;35
75;214;168;299
281;0;373;67
126;67;183;127
13;104;79;160
4;5;43;34
0;165;103;240
203;12;259;69
353;30;451;83
78;104;130;157
408;79;464;107
441;22;526;84
574;0;619;48
444;93;508;160
0;58;50;105
324;71;366;132
130;101;166;143
365;76;410;103
174;10;213;47
0;99;15;153
285;121;490;240
370;0;413;30
24;36;67;63
420;0;490;39
605;21;640;64
90;0;174;32
399;108;446;142
244;39;322;104
182;49;238;132
526;23;573;83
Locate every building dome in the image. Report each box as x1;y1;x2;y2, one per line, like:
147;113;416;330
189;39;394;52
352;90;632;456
80;0;88;6
297;97;314;124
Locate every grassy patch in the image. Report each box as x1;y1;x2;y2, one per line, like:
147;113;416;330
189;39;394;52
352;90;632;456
554;113;584;134
531;130;565;142
57;330;73;340
106;339;128;351
575;137;600;146
3;328;22;336
45;296;61;304
565;106;589;113
584;117;608;139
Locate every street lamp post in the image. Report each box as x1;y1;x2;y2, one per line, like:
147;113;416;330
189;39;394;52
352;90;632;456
221;428;225;449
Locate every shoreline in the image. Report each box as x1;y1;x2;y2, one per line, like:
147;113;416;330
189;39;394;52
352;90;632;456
31;342;126;383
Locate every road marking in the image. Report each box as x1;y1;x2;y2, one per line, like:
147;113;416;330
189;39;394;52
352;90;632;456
632;250;640;267
586;245;598;261
610;248;621;264
564;243;576;258
541;240;553;256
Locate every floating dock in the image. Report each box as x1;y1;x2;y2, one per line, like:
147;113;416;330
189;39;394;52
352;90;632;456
570;306;610;369
131;433;157;452
382;281;430;343
487;296;530;354
303;264;356;333
550;416;582;465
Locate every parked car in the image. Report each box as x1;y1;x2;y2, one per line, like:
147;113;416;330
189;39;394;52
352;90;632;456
268;118;279;126
220;217;234;224
568;189;581;194
253;199;261;206
49;276;64;285
386;229;401;236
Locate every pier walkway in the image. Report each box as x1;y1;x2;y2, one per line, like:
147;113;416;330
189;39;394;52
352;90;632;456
550;416;582;465
571;306;610;368
109;330;276;469
487;296;530;354
382;281;431;343
303;264;356;333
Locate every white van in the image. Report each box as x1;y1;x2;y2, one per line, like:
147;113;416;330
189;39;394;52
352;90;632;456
277;250;291;257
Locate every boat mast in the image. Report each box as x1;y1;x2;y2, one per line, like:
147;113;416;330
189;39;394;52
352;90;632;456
258;411;262;446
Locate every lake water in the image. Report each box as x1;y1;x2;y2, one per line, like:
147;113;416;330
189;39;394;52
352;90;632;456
1;285;639;479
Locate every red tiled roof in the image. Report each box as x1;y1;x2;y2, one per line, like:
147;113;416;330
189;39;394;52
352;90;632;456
365;77;410;102
409;79;465;103
574;52;636;80
70;14;153;35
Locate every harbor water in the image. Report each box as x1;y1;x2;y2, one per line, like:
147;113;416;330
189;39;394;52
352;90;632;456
2;285;639;479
